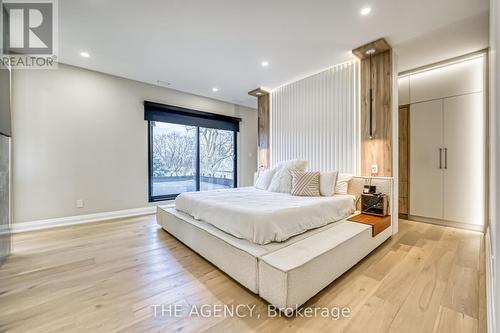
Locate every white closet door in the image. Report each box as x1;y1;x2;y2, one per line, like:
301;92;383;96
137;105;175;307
410;100;444;219
443;93;484;225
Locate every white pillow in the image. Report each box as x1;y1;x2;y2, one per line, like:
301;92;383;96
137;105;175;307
335;173;353;194
268;168;293;193
268;160;308;193
255;169;276;190
319;171;339;196
253;169;267;185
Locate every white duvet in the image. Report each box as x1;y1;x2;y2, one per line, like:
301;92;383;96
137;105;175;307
175;187;355;245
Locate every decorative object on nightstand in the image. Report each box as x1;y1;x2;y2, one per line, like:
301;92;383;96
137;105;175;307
363;184;376;194
363;170;377;194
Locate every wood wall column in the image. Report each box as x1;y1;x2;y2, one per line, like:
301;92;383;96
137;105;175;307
353;38;393;177
248;88;270;168
399;105;410;217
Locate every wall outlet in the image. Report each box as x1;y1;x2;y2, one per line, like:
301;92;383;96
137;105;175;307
371;164;378;174
76;199;84;208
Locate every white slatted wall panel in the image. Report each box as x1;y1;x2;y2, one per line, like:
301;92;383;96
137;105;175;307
270;61;360;173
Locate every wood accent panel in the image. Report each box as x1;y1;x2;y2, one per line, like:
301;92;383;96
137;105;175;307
248;88;269;97
258;94;270;167
358;49;393;176
352;38;391;60
348;213;391;236
399;105;410;217
0;216;484;332
248;88;270;168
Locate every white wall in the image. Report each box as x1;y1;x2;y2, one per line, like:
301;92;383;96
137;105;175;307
270;61;360;173
395;11;489;72
11;64;257;223
488;0;499;331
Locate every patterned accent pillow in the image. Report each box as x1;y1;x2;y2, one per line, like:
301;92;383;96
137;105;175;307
290;171;320;196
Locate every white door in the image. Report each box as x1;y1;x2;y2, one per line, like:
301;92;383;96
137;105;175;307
443;93;485;225
410;100;444;219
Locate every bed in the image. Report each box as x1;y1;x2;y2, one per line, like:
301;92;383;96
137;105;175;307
175;187;356;244
157;176;395;312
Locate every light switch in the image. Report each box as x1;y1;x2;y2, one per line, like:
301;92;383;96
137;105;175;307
76;199;84;208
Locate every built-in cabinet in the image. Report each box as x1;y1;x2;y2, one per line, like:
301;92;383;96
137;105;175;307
400;55;485;228
409;99;444;220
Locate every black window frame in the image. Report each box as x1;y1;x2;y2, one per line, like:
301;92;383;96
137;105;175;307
146;101;240;202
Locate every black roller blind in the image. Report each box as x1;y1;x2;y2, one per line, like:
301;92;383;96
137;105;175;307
144;101;241;132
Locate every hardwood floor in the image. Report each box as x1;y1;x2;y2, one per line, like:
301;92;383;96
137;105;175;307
0;216;486;333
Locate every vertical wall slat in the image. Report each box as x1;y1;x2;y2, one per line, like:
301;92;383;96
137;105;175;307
270;61;360;173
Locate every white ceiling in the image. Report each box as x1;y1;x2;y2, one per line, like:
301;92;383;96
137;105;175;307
59;0;489;108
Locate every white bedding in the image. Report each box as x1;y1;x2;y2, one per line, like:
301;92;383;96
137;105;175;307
175;187;355;245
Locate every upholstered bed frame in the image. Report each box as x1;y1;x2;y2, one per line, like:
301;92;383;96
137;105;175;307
157;176;395;312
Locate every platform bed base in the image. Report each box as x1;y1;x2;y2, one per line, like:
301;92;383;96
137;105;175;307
157;206;392;312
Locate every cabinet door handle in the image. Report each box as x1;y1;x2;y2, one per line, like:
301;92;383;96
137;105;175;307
439;148;443;169
444;148;448;169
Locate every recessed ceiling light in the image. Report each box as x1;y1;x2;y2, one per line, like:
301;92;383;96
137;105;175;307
80;51;90;58
360;7;371;15
212;87;219;92
366;48;376;55
261;61;269;67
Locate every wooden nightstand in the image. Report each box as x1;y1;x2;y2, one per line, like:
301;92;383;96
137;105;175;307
348;213;391;237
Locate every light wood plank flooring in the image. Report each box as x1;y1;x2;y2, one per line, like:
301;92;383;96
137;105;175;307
0;216;486;333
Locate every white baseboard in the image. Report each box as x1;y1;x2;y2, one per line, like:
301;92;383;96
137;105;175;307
408;215;485;232
11;206;168;233
485;227;496;333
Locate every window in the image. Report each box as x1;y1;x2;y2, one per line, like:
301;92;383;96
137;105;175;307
145;101;239;201
199;127;235;191
151;122;197;197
